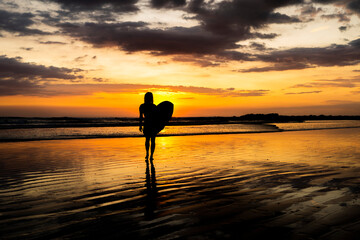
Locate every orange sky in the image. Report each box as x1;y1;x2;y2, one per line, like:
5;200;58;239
0;0;359;117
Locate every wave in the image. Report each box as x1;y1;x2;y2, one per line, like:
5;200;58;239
0;120;360;142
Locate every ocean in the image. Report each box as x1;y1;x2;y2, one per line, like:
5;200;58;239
0;118;360;141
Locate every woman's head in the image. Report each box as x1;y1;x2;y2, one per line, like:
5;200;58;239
144;92;153;104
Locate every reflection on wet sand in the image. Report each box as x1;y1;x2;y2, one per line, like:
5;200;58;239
0;128;360;239
145;160;157;220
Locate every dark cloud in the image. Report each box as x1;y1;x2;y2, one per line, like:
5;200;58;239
0;10;48;35
268;12;301;23
2;1;19;9
312;0;360;14
41;0;139;12
251;32;279;39
249;42;267;51
350;38;360;47
321;13;350;22
0;55;82;80
241;38;360;72
49;0;309;64
312;0;340;3
188;0;303;37
151;0;187;8
300;4;323;16
339;25;348;31
6;0;360;69
59;22;246;56
348;0;360;13
0;55;83;96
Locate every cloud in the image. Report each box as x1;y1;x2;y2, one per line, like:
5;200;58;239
20;47;33;51
0;55;84;96
289;77;360;88
59;22;247;57
239;62;312;72
0;81;269;97
249;42;268;51
172;55;222;67
0;55;82;80
285;91;322;94
321;13;350;22
0;10;48;35
40;0;139;12
300;4;323;16
51;0;305;64
5;0;359;69
240;38;360;72
151;0;187;8
188;0;303;38
312;0;360;14
339;25;348;31
267;12;301;23
0;78;45;96
39;41;66;45
347;0;360;14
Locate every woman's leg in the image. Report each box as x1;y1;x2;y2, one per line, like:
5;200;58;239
145;136;150;159
150;136;156;160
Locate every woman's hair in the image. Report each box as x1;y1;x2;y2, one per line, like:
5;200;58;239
144;92;153;104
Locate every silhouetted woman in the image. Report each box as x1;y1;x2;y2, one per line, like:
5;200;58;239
139;92;157;160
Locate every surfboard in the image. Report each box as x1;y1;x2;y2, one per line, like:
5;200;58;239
154;101;174;134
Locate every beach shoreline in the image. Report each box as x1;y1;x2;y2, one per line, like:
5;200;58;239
1;128;360;239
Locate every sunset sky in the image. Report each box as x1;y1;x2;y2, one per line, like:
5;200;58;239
0;0;359;117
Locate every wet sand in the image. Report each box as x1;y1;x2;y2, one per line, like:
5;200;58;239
1;128;360;239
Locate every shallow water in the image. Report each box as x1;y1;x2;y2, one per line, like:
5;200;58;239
0;123;279;141
1;129;360;239
1;120;360;141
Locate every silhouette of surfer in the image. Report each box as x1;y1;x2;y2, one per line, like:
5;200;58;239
139;92;157;160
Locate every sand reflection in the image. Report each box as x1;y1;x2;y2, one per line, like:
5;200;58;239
1;129;360;239
144;160;157;220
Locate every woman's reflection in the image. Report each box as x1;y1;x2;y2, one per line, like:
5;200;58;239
144;159;157;220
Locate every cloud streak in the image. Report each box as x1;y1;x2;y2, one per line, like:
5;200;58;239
289;77;360;88
0;82;269;97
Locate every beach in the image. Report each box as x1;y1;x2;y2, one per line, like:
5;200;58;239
1;128;360;239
